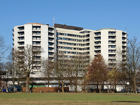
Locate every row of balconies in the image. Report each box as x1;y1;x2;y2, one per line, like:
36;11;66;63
18;38;55;43
58;35;90;40
58;38;89;43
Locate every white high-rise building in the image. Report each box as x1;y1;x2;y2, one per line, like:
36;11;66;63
12;23;127;75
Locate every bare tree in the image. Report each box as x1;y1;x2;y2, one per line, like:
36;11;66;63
17;45;43;92
0;36;10;87
126;36;140;93
5;61;15;92
55;53;69;93
5;49;22;92
0;36;9;61
42;59;54;87
71;55;86;92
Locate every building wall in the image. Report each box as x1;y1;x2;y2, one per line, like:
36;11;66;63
25;24;32;45
41;25;48;60
13;23;127;77
100;30;109;63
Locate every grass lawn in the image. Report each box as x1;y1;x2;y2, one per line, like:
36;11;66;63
0;93;140;105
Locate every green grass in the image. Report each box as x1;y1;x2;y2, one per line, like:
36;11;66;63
0;93;140;105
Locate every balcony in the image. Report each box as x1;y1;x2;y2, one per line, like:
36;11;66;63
32;26;41;31
49;49;54;52
49;34;54;38
108;41;116;45
33;44;41;46
95;37;101;40
33;38;41;41
108;51;116;54
122;48;127;51
49;39;54;43
108;65;116;68
108;61;116;63
48;29;54;33
108;34;116;36
18;39;24;42
94;35;101;38
108;46;116;49
18;26;24;31
123;61;127;64
18;42;24;46
35;54;41;56
32;32;41;36
33;63;41;66
122;37;127;41
108;38;116;41
33;59;41;61
94;47;101;50
108;56;116;59
49;54;54;57
122;43;127;46
122;52;127;55
18;32;24;36
33;48;41;51
94;43;101;46
94;52;101;55
18;44;24;47
49;45;54;47
18;49;24;52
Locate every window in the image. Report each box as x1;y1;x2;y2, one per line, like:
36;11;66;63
109;50;116;53
18;27;24;30
19;32;24;35
108;31;116;34
109;54;116;57
19;42;24;45
108;41;115;44
95;32;101;35
109;45;116;48
109;36;115;39
95;37;101;40
122;32;126;35
19;37;24;40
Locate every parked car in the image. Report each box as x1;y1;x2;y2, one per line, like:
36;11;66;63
121;88;131;92
8;85;22;92
137;89;140;93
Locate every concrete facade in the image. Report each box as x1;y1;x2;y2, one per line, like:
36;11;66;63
13;23;127;76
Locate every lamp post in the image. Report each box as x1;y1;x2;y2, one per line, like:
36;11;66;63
127;82;129;94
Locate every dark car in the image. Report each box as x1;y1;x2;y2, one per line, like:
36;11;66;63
8;85;22;92
137;89;140;93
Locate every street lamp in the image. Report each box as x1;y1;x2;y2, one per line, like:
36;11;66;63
127;82;129;93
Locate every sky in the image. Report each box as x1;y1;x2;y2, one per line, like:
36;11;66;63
0;0;140;61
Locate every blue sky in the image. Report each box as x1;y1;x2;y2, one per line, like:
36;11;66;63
0;0;140;60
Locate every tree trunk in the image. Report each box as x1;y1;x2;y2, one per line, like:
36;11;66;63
48;77;49;87
115;80;116;93
75;72;78;92
75;77;77;92
99;84;101;93
107;85;109;93
97;83;99;93
13;77;15;93
17;75;20;86
83;77;86;92
61;80;64;93
26;76;30;93
133;77;137;93
59;79;60;87
70;78;72;86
